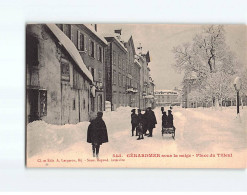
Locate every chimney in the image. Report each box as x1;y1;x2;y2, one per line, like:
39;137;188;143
114;29;122;35
137;43;142;54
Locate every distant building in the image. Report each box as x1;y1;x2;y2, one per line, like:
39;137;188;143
155;90;180;107
26;24;94;124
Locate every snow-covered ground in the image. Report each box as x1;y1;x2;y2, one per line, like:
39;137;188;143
27;106;247;168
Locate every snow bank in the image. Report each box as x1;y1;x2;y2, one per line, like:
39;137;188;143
27;120;90;158
27;106;247;162
27;106;135;157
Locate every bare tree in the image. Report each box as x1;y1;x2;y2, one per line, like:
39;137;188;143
173;25;241;107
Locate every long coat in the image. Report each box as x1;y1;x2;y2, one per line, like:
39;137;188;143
167;114;174;128
87;117;108;145
162;114;168;128
137;113;144;134
131;113;139;126
147;110;157;129
142;111;149;131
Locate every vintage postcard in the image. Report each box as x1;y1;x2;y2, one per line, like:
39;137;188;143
26;24;247;168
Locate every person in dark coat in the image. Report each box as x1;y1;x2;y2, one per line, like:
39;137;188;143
131;109;139;136
162;111;168;128
143;108;149;136
137;109;144;140
167;110;174;129
147;107;157;137
87;112;108;158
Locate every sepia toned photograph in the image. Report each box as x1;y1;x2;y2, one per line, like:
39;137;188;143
26;23;247;168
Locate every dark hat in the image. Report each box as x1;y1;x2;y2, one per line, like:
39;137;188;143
168;110;172;113
97;112;103;118
131;109;136;113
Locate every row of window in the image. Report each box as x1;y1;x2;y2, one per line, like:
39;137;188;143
57;24;103;63
112;70;138;88
112;51;126;70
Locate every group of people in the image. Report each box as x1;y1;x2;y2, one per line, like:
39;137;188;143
131;107;157;140
86;106;174;158
161;107;174;129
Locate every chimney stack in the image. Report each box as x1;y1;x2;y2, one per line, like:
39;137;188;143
137;43;142;54
114;29;122;35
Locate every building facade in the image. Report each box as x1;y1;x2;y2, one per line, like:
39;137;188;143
26;24;94;125
124;36;140;108
56;24;108;117
104;34;128;111
148;76;156;108
155;90;180;107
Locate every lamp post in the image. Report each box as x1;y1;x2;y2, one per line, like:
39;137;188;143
233;77;242;115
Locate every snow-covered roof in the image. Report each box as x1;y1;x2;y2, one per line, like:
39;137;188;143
83;24;108;45
134;59;142;68
155;89;177;92
47;24;93;83
104;33;127;53
144;95;154;99
155;90;178;95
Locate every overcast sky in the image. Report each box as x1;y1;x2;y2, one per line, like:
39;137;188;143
98;24;246;90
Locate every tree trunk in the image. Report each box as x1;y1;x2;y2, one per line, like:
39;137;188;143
241;97;243;109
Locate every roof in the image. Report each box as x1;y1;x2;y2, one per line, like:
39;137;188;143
46;24;93;83
126;36;136;55
144;95;154;99
145;51;151;63
134;59;142;68
83;24;108;45
104;34;127;53
155;90;179;95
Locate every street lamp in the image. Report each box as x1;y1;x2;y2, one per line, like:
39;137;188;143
233;76;242;115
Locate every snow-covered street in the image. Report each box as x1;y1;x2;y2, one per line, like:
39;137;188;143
27;106;247;168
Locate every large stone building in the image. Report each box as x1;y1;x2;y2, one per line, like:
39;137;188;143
124;36;140;108
104;33;128;110
56;24;108;116
155;89;180;107
26;24;157;124
147;76;156;108
136;48;153;110
26;24;94;124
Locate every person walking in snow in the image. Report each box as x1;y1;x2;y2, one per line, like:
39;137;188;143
87;112;108;158
131;109;139;136
136;109;144;140
147;107;157;137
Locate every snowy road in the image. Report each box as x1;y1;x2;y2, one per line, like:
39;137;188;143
27;106;247;168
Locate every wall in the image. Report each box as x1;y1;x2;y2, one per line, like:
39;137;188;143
26;24;91;125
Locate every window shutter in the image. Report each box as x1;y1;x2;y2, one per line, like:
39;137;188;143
84;35;87;52
77;30;80;50
88;39;91;56
94;42;96;58
97;45;100;60
70;25;73;43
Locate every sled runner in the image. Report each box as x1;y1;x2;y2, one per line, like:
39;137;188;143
162;127;175;139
